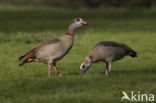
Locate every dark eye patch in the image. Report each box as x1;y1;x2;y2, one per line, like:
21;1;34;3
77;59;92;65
76;18;80;22
82;65;85;68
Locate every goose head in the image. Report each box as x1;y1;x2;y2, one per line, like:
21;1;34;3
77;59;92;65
80;57;92;74
71;18;88;29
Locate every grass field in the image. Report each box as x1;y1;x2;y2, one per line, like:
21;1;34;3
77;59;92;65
0;7;156;103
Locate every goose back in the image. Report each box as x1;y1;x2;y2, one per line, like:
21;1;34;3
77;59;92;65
90;41;137;62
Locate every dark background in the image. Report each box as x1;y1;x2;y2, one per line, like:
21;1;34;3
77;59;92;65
0;0;155;9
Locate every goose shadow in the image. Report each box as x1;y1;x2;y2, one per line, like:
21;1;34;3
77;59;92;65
63;72;80;76
62;66;156;76
100;66;156;75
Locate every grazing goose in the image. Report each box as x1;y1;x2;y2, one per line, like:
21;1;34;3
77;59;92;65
19;18;88;77
80;41;137;75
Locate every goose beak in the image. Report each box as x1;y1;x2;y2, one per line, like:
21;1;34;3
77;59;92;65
81;67;89;74
81;21;88;25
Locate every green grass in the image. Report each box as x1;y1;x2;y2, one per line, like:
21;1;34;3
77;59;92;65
0;7;156;103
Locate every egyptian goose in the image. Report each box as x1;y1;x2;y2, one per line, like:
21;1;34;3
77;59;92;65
19;18;88;77
80;41;137;75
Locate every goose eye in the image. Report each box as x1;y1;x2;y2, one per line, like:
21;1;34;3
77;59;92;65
76;18;80;22
82;65;85;68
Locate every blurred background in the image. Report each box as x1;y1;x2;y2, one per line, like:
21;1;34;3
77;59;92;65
0;0;156;103
0;0;156;9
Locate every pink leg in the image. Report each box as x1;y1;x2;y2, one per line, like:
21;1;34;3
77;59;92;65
105;62;109;75
53;66;62;77
109;62;112;73
48;64;51;77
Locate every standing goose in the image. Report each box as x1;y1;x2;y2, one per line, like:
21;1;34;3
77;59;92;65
19;18;88;77
80;41;137;74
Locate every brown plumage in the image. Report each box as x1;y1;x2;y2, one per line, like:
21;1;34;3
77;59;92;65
80;41;137;74
19;39;60;63
19;18;88;77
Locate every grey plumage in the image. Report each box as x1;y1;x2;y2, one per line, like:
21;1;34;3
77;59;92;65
80;41;137;74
